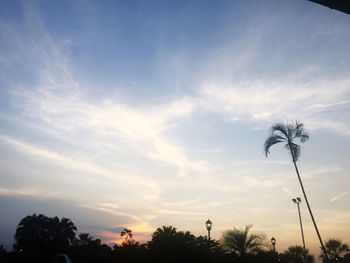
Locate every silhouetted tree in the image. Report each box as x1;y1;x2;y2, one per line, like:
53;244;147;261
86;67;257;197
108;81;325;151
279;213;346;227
221;225;267;258
264;121;328;262
121;228;136;246
113;242;148;263
254;250;280;263
196;235;220;250
70;233;112;263
195;235;220;263
13;213;77;262
0;244;9;262
344;250;350;263
0;245;7;255
148;225;210;263
321;239;349;263
280;245;314;263
74;233;101;246
14;214;48;249
151;225;177;240
48;216;77;252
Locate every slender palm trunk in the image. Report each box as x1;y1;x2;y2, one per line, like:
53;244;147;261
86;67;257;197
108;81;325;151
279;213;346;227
291;151;329;263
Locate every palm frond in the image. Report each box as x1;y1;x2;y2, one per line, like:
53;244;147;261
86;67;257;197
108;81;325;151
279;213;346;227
294;121;309;143
244;225;253;235
300;133;309;143
270;123;288;137
294;121;304;136
263;135;286;156
265;121;309;162
286;122;294;139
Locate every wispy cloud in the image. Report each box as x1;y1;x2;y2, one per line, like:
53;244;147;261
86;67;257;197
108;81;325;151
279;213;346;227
1;2;350;253
330;192;349;202
196;78;350;135
6;25;203;178
0;186;41;197
2;14;211;181
0;135;159;194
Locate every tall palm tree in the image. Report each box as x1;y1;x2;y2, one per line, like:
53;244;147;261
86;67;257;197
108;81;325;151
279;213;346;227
264;121;329;262
221;225;267;257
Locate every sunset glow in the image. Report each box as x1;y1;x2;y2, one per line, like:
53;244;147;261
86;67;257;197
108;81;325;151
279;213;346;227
1;1;349;261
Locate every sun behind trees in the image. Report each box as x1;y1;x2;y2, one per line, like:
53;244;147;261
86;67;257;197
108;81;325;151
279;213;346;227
121;228;136;246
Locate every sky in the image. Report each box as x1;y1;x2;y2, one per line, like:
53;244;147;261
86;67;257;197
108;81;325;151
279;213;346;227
0;0;350;259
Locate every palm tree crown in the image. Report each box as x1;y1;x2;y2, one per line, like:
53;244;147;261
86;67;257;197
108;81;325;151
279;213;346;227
280;245;315;263
151;226;178;240
264;121;309;162
14;213;77;256
323;239;349;262
121;228;133;239
221;225;267;257
75;233;101;246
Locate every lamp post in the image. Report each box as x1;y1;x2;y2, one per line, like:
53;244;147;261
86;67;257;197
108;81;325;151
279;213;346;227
293;197;307;263
271;237;276;252
206;219;212;240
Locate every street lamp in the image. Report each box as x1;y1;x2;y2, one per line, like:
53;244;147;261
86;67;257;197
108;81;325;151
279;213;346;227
206;219;212;240
271;237;276;252
293;197;307;263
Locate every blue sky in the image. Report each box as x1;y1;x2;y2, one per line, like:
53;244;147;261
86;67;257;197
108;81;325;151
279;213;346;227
1;0;350;258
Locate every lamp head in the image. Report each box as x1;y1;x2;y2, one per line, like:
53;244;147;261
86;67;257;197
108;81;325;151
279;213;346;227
297;197;301;202
271;237;276;245
206;219;212;231
292;198;297;203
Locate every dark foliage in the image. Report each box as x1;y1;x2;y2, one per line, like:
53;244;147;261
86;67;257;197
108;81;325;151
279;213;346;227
321;239;350;263
5;213;349;263
221;225;267;257
279;245;314;263
69;233;113;263
13;213;77;263
147;225;217;263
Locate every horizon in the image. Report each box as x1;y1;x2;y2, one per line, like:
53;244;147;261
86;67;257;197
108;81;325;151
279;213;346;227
0;1;349;261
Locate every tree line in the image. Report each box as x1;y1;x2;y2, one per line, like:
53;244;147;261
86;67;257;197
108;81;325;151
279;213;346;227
0;214;349;263
0;121;347;263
